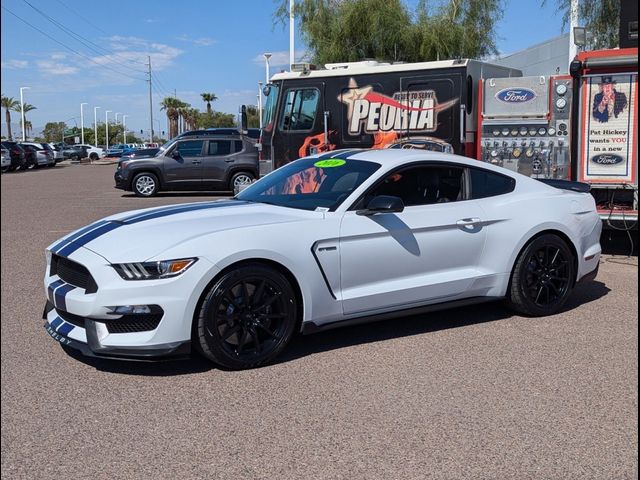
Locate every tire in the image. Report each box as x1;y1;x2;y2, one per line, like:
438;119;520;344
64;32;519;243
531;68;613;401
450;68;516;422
196;264;298;370
507;234;576;316
229;171;255;191
132;172;159;197
89;152;99;161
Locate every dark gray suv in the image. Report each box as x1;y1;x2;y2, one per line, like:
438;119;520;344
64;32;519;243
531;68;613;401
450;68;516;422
114;130;259;197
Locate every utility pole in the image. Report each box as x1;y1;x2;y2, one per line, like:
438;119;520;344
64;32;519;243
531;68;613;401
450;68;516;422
289;0;295;69
122;115;128;144
568;0;579;69
80;102;88;144
105;110;112;149
93;106;100;147
147;56;154;143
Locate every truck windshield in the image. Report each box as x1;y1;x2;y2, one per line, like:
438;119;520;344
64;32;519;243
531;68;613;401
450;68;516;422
236;157;380;211
262;83;279;132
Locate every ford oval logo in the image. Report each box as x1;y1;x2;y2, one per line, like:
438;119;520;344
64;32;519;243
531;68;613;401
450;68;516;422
495;88;537;103
591;153;624;165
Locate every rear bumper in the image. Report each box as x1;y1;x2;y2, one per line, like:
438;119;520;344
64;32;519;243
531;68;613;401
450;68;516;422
43;301;191;361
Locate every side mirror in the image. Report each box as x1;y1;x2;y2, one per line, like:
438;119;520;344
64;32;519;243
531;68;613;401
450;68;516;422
356;195;404;216
171;149;181;159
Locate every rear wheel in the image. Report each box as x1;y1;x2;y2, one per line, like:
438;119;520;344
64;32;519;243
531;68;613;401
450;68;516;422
89;152;99;161
507;234;575;316
196;264;298;369
230;171;254;191
132;172;159;197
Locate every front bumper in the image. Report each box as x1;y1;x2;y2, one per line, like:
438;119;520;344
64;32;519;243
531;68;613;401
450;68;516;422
114;169;129;190
43;301;191;360
43;247;219;361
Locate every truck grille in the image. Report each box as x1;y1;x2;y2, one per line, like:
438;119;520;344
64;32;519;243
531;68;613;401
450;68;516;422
50;255;98;293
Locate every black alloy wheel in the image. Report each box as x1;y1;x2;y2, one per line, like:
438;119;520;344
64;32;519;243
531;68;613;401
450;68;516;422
508;234;575;316
196;264;298;369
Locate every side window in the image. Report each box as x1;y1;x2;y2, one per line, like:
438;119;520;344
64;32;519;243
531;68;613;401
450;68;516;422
280;88;319;131
234;140;243;153
366;165;465;207
176;140;204;157
469;168;516;199
208;140;232;156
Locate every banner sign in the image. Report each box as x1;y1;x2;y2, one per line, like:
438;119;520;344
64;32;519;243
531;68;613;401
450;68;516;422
581;74;637;183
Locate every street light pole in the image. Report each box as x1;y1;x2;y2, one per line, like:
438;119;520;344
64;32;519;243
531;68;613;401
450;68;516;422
93;106;100;147
115;113;122;143
80;103;88;144
19;86;30;141
263;53;272;84
105;110;112;149
122;115;128;144
258;81;263;129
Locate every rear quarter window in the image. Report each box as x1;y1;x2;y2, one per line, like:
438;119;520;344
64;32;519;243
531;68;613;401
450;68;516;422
469;167;516;199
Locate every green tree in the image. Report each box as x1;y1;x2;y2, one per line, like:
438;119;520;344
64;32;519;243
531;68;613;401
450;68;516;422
245;105;260;128
197;111;236;128
201;92;218;114
1;95;20;141
274;0;502;65
42;121;67;142
11;103;37;140
160;97;180;138
545;0;621;49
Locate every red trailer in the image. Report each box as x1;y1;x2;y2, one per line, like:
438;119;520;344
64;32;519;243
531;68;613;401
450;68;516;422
570;48;638;228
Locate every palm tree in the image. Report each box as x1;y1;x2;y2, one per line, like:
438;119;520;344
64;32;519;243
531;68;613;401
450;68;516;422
12;103;36;140
24;120;32;138
184;107;200;131
201;92;218;114
160;97;181;138
176;101;191;134
1;95;20;141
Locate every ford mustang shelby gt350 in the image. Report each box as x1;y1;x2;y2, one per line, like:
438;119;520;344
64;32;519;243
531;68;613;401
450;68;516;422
43;149;601;369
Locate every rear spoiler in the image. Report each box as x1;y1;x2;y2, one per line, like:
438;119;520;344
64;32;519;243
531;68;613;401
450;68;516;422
537;179;591;193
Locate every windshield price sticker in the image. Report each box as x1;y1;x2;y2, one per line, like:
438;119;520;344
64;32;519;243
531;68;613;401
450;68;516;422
314;159;346;168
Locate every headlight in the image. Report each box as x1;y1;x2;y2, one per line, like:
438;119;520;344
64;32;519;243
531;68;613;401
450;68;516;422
112;258;197;280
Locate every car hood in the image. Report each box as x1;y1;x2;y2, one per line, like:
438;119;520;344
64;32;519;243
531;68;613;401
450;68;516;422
48;200;320;263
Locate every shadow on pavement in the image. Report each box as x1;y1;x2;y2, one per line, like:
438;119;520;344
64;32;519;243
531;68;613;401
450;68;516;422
120;192;232;198
63;280;610;376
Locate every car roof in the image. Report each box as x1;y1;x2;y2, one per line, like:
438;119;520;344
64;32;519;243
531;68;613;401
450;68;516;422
310;148;530;177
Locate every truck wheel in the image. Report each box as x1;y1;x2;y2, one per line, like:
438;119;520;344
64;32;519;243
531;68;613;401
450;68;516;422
132;172;159;197
507;234;575;317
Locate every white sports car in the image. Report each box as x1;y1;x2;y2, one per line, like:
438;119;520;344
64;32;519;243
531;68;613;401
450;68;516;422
43;149;602;369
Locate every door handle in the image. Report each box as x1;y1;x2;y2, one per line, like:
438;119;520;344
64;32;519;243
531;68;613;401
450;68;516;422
224;159;235;163
191;160;201;164
456;218;481;226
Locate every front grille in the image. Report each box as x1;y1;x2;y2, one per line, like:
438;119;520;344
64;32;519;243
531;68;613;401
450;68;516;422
105;314;162;334
51;255;98;293
55;308;86;328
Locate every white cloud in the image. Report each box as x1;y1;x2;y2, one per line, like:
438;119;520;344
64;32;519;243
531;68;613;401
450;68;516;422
1;59;28;69
36;60;79;75
252;50;309;68
102;36;184;71
176;34;217;47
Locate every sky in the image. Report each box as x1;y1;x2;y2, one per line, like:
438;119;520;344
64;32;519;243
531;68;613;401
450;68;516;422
0;0;567;138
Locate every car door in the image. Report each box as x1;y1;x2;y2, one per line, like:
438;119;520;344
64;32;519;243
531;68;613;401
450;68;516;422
339;163;487;315
162;139;205;188
201;138;234;188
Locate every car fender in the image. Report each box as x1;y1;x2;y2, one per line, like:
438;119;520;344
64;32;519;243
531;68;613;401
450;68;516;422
127;164;165;187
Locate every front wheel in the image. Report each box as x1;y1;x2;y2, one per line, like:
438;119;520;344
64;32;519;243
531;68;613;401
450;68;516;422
507;234;575;316
196;264;298;369
132;172;159;197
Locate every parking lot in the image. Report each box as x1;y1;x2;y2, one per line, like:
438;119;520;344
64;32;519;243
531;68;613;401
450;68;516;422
1;163;638;479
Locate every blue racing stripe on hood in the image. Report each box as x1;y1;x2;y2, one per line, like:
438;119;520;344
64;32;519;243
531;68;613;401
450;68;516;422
50;220;110;254
54;284;76;311
53;200;248;257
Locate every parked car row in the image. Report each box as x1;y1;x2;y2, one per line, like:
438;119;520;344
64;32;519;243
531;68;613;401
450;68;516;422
1;141;56;172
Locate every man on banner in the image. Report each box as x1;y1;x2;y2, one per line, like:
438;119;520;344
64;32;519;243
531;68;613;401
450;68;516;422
592;76;628;123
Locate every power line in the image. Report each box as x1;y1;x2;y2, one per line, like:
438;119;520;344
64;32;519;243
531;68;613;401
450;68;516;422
22;0;147;72
1;6;145;81
151;71;171;96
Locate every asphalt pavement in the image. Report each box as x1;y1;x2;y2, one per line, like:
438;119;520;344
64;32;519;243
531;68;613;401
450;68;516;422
1;163;638;479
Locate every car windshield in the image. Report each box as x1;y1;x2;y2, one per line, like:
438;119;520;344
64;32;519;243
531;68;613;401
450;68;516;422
236;157;380;211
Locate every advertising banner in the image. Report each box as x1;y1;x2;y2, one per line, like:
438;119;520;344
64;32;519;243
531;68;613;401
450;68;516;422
581;74;638;183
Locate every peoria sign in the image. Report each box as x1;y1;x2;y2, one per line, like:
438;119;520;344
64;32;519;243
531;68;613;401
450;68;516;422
340;80;458;135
